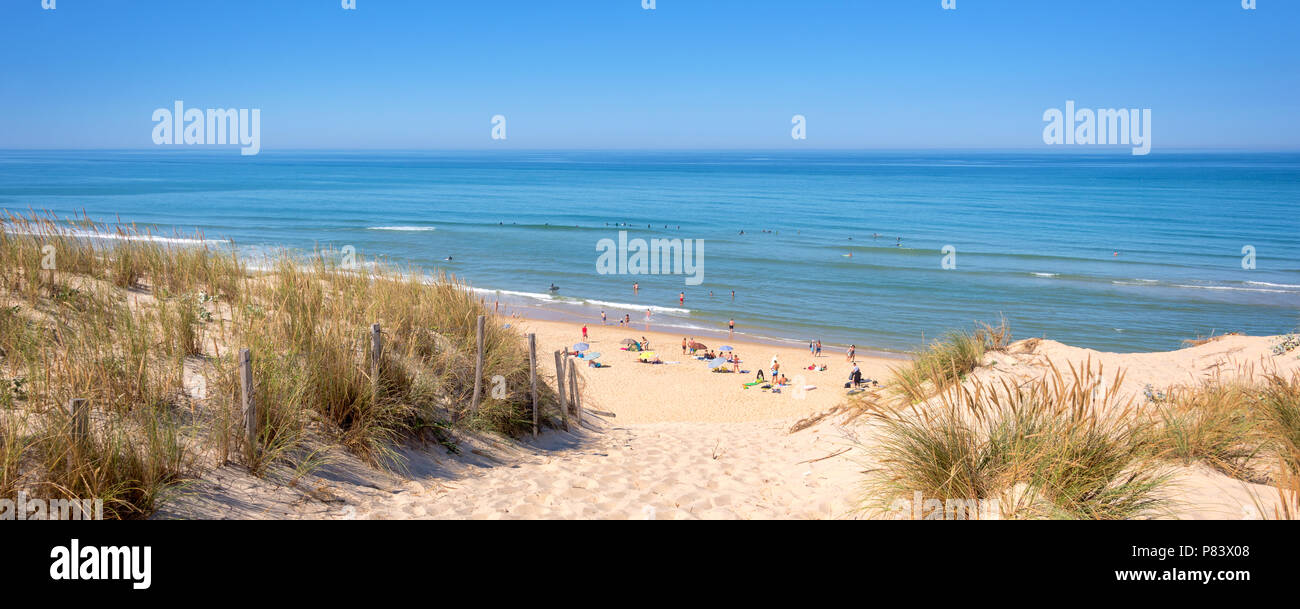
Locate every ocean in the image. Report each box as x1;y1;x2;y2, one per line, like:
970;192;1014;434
1;149;1297;354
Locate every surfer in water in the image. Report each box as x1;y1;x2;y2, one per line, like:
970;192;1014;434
549;283;559;293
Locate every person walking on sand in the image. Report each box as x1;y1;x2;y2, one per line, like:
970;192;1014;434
847;344;856;363
601;310;607;325
681;337;688;355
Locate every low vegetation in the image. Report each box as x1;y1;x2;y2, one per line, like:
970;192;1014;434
889;318;1010;405
866;360;1167;519
865;327;1300;520
0;211;560;517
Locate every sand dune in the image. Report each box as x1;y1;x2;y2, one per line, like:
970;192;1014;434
156;321;1300;520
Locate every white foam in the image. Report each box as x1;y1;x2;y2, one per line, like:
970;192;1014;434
471;287;555;302
1030;272;1058;278
583;299;690;315
367;226;436;232
3;227;227;245
1172;284;1293;294
1246;281;1300;289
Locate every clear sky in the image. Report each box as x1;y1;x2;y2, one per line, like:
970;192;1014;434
1;0;1296;150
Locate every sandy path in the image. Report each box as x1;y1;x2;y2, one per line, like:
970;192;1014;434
353;417;865;520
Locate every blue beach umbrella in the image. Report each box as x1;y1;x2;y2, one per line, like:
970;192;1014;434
718;345;733;352
708;357;728;369
573;342;590;352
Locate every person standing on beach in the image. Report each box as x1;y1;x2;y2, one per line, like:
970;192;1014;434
582;324;588;341
728;318;735;338
815;340;822;357
601;310;607;325
809;340;815;355
624;313;631;326
679;291;685;306
847;344;856;362
681;337;688;355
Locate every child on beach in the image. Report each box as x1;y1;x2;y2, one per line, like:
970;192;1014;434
582;325;588;340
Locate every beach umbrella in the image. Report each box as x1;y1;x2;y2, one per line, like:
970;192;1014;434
581;352;601;360
708;357;728;369
620;338;637;345
573;342;589;352
689;341;708;350
718;345;733;352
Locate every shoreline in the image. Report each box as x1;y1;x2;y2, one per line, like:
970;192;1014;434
476;288;911;362
502;312;902;425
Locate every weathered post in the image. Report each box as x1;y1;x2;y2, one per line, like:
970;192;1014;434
553;350;568;431
67;398;88;445
569;364;582;426
371;323;383;403
528;333;539;437
471;315;485;414
238;348;257;456
64;398;88;473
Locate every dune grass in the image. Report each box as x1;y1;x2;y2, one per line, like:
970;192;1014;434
1148;380;1262;479
890;318;1010;405
0;211;559;517
866;358;1169;520
866;321;1300;519
1256;373;1300;475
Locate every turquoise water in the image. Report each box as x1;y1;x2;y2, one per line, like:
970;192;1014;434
1;150;1297;353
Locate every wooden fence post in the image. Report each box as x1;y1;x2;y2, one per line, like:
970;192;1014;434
64;398;88;473
528;333;539;437
238;348;258;457
553;350;568;431
67;398;88;445
471;315;485;414
371;323;383;403
569;364;582;426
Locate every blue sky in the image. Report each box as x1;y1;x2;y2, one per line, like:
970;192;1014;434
1;0;1296;150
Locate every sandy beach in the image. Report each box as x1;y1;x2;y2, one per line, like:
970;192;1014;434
508;315;901;424
150;304;1300;521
